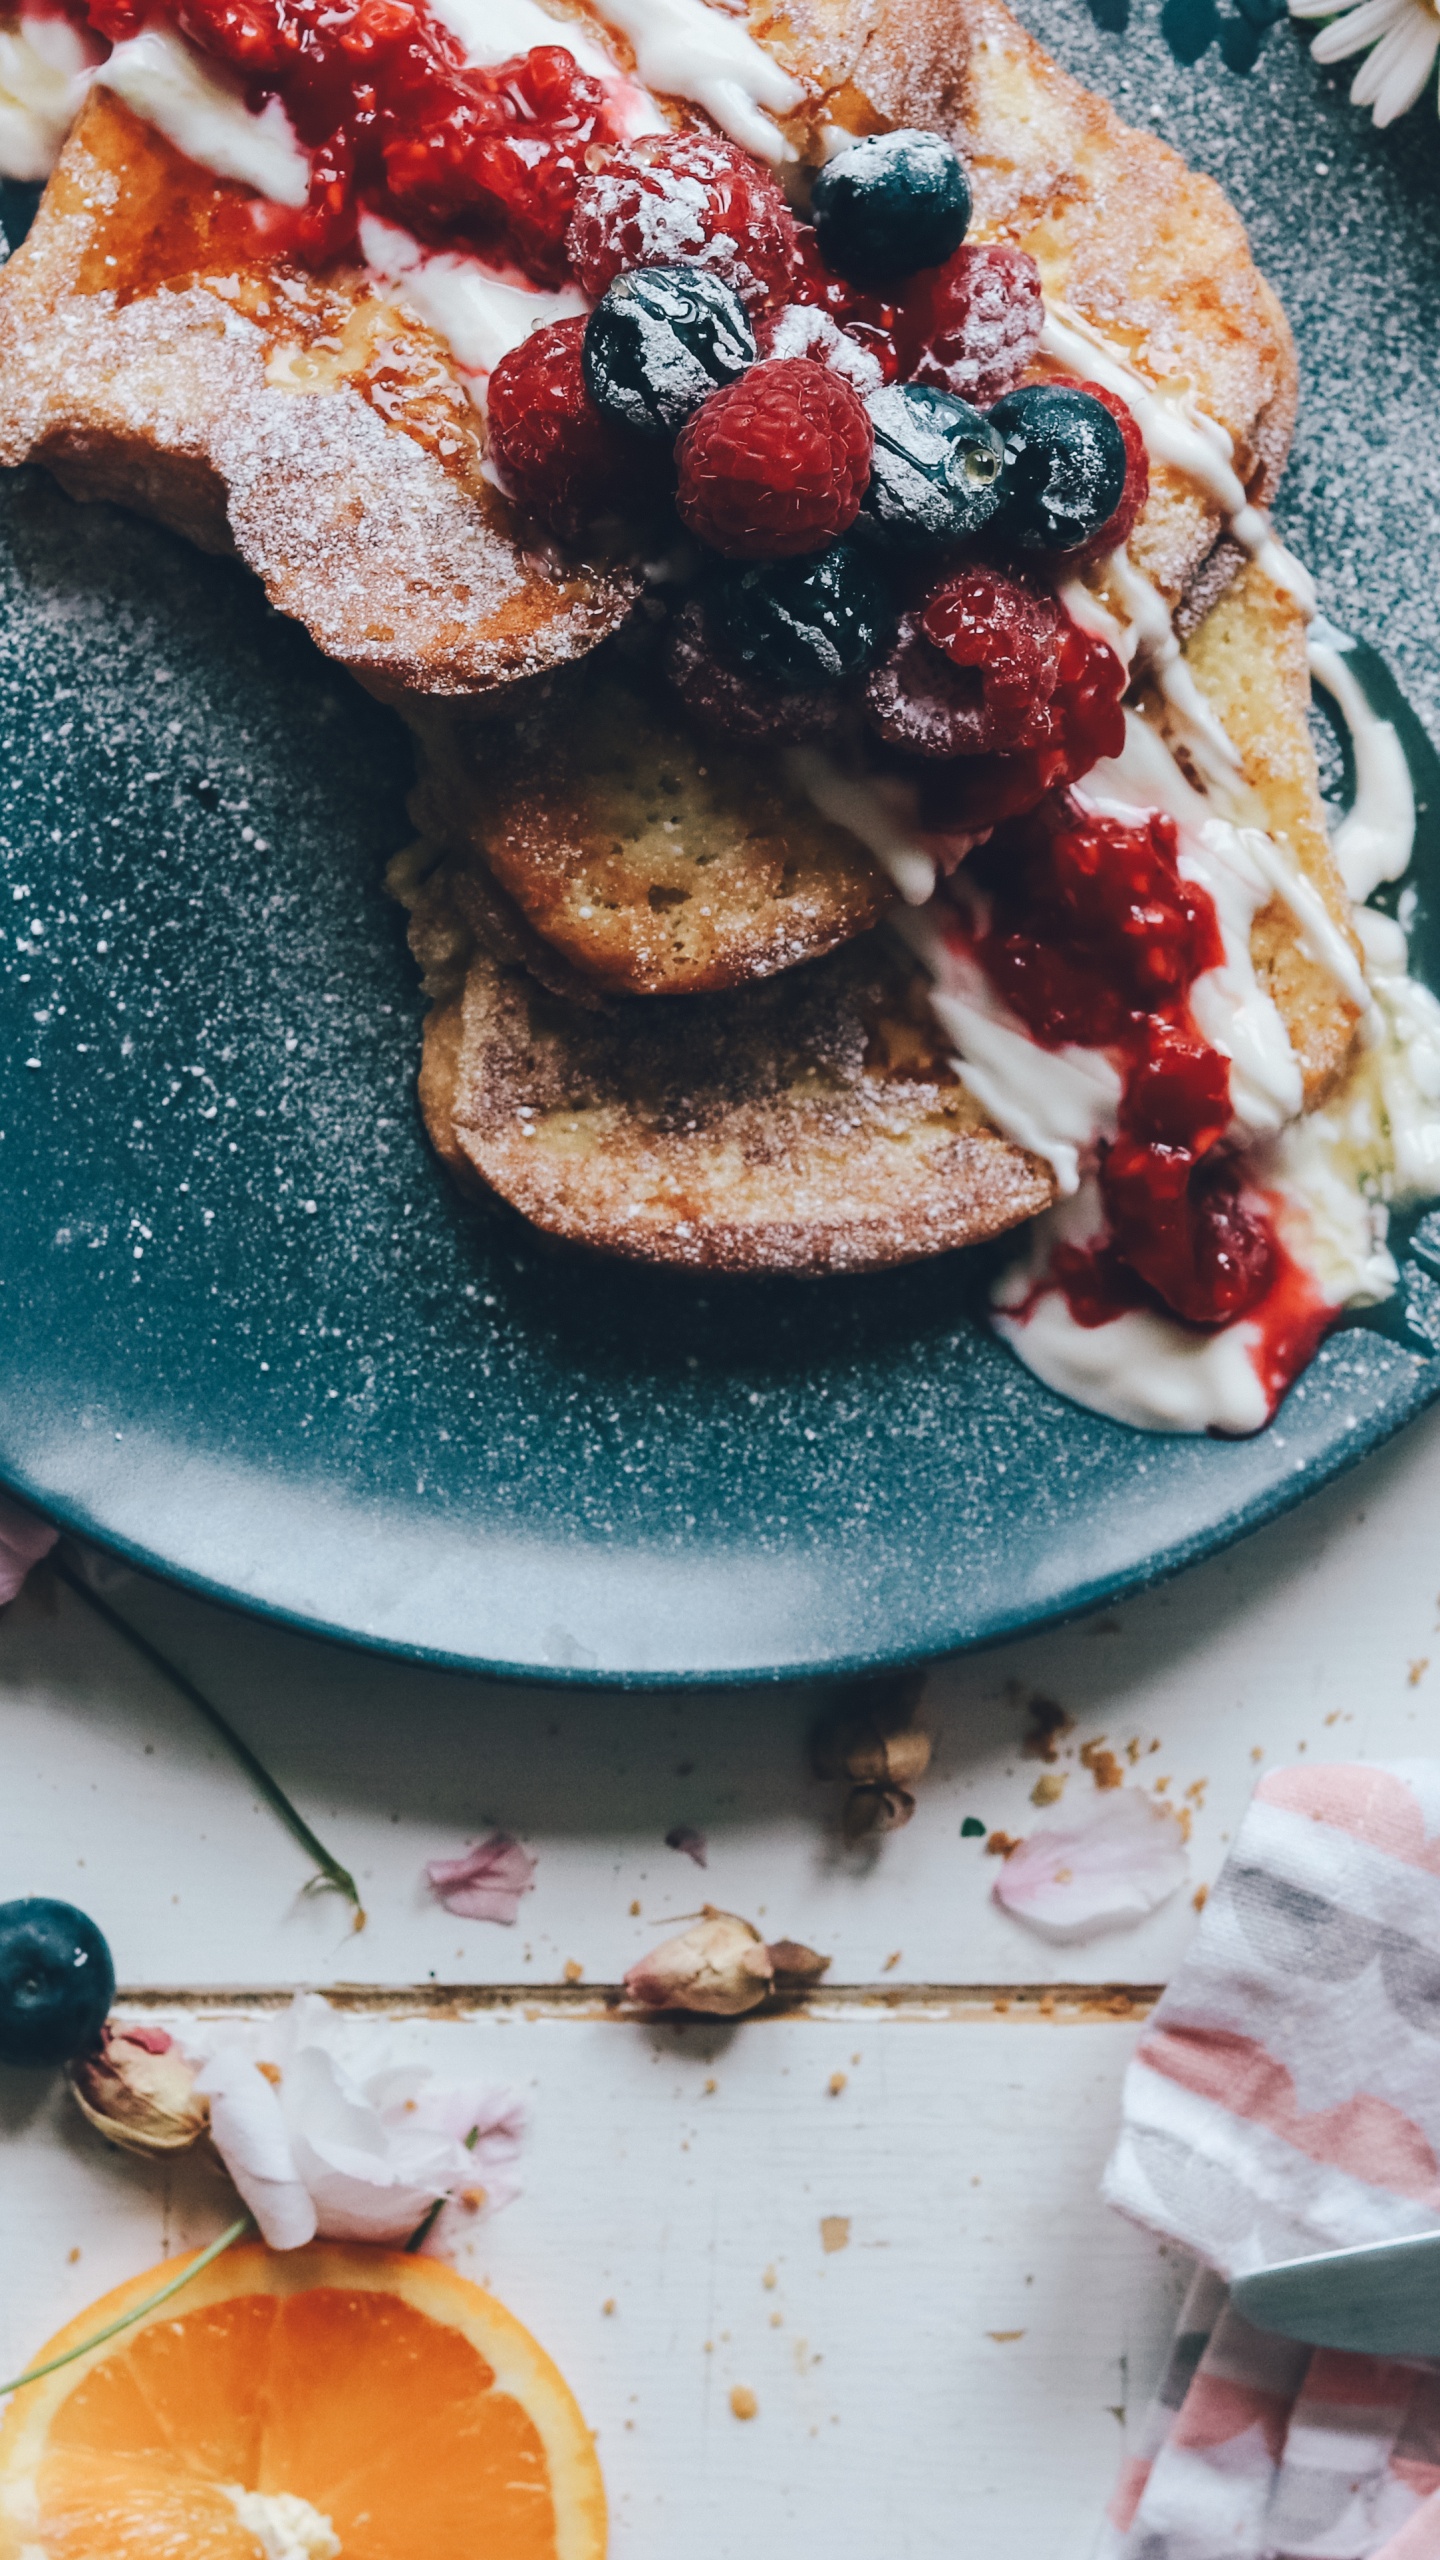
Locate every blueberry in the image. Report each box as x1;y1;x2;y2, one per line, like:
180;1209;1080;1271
987;382;1128;554
583;266;756;439
810;130;971;287
709;543;895;692
0;1897;114;2067
860;384;1005;548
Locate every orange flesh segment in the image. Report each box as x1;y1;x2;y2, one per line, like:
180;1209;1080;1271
41;2287;563;2559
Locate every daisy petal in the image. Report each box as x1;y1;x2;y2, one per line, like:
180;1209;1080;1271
1311;0;1407;63
1351;8;1439;114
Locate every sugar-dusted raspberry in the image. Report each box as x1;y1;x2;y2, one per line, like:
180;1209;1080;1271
785;222;899;380
665;598;843;743
1040;375;1150;559
487;316;648;538
675;359;874;559
919;565;1066;751
864;613;991;757
566;132;796;311
757;304;883;394
871;566;1125;822
893;245;1043;407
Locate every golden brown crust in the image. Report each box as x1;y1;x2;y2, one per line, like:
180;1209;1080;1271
0;93;636;693
1181;561;1362;1105
403;662;892;997
390;838;1053;1272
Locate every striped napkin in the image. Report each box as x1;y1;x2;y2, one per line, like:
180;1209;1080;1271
1100;1762;1440;2560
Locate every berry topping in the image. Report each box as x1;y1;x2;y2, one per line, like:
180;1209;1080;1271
709;544;895;691
567;132;796;313
487;316;649;538
665;596;844;742
892;244;1043;409
918;565;1076;751
859;383;1004;549
864;612;998;756
1041;376;1150;559
675;358;874;559
987;381;1129;555
810;129;972;286
1100;1142;1274;1326
871;567;1125;823
0;1897;115;2068
758;304;884;393
583;265;757;439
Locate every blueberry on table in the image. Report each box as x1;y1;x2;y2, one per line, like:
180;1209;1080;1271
987;381;1129;554
582;266;757;439
709;543;895;691
860;383;1005;547
0;1897;115;2067
810;130;972;286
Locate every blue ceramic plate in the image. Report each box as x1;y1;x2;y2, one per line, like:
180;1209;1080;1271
0;5;1437;1684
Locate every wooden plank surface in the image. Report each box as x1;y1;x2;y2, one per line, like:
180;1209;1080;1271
3;1393;1440;2553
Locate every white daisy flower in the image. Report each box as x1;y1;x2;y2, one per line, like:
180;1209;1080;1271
1289;0;1440;127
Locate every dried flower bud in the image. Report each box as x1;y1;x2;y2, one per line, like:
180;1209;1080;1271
625;1908;775;2017
812;1673;929;1789
766;1940;831;1986
70;2022;209;2157
842;1783;916;1842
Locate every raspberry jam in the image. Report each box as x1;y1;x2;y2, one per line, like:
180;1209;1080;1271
70;0;624;279
964;801;1335;1393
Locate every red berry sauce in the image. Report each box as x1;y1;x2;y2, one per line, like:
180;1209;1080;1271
958;801;1340;1412
70;0;627;278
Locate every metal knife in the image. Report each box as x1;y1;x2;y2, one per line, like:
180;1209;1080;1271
1230;2233;1440;2358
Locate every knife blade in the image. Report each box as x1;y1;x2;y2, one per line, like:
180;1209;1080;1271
1230;2231;1440;2358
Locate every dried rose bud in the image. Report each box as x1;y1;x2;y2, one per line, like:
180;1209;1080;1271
625;1908;775;2017
812;1673;929;1788
842;1783;917;1842
766;1940;831;1986
70;2022;209;2157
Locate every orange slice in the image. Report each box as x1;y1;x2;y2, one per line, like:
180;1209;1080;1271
0;2240;607;2560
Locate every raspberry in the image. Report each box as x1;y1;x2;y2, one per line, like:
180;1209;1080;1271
1100;1143;1274;1327
665;598;842;743
487;317;647;538
566;131;796;311
864;613;992;757
786;222;899;380
1041;376;1150;559
870;567;1125;823
919;566;1066;752
380;45;618;285
756;305;883;394
675;359;874;559
893;244;1043;407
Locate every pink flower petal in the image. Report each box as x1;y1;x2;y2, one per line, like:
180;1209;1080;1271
992;1792;1189;1943
425;1831;536;1925
0;1491;58;1605
665;1824;708;1868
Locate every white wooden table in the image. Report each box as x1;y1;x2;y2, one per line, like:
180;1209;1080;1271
6;1398;1440;2557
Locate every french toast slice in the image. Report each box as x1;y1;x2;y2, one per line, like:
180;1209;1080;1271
393;832;1054;1275
392;559;1361;1273
403;660;892;999
0;92;636;694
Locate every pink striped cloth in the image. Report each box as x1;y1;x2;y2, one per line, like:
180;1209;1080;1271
1099;1763;1440;2560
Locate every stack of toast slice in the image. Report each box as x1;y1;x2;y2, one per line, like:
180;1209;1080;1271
0;0;1361;1275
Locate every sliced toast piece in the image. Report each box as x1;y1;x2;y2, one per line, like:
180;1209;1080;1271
403;660;892;999
393;833;1054;1274
392;561;1360;1272
0;92;636;693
